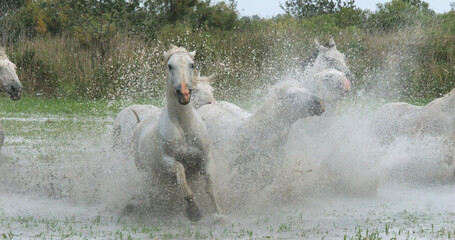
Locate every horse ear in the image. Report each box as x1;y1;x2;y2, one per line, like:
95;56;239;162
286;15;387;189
193;68;200;77
193;69;200;83
329;37;336;49
189;50;196;59
208;74;215;82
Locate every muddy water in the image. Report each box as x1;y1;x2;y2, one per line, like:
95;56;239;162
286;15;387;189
0;103;454;239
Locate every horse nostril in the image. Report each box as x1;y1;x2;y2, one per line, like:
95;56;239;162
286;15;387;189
312;98;324;115
319;101;325;113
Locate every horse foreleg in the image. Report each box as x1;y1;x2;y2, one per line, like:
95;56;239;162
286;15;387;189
163;155;202;221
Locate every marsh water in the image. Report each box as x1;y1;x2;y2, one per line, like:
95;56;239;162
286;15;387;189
0;97;454;239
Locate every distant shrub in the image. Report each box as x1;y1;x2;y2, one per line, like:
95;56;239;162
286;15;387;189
281;0;356;19
333;8;365;29
367;0;435;32
11;49;59;97
2;0;454;102
413;11;455;97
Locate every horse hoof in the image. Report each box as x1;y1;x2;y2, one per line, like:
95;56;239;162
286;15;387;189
186;200;202;222
212;213;229;224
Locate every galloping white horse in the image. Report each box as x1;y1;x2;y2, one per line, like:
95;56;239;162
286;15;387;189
301;38;353;106
112;73;216;150
196;81;325;208
0;48;23;148
133;46;221;221
373;88;455;178
228;81;325;188
0;48;22;101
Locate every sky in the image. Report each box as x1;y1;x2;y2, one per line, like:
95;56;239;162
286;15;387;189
226;0;452;18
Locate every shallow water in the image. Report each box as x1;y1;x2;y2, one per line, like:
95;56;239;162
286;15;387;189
0;102;454;239
0;183;453;239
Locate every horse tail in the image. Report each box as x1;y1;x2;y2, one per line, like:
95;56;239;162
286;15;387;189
131;109;141;123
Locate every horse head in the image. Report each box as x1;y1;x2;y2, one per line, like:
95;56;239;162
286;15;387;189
0;48;22;101
283;87;325;120
270;81;325;122
193;72;216;108
315;69;351;102
164;45;196;105
313;38;355;84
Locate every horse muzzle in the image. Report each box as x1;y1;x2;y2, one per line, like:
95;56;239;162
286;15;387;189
339;77;351;93
310;97;325;116
7;85;22;101
176;88;192;105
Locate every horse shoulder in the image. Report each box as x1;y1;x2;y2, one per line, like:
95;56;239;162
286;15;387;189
133;114;161;170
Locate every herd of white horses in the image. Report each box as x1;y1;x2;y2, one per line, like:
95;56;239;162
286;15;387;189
1;39;454;221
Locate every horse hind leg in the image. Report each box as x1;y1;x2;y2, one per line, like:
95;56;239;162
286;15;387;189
204;173;222;214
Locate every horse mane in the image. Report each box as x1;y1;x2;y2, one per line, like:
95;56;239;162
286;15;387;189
301;50;319;69
301;41;332;69
163;45;190;65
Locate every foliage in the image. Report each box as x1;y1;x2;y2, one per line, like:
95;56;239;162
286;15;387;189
413;11;455;97
367;0;435;32
0;0;26;46
1;0;455;101
0;0;25;14
11;48;59;97
57;0;141;63
281;0;356;19
191;1;238;31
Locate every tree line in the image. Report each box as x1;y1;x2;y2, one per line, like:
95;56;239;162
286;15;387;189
1;0;454;100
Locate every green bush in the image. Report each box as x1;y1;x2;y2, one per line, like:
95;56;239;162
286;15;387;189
367;0;435;32
11;48;59;97
413;11;455;97
2;0;455;102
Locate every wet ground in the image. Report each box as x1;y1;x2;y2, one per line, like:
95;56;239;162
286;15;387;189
0;183;453;239
0;103;454;239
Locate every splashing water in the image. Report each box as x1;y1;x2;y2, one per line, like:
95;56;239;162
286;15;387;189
1;95;454;239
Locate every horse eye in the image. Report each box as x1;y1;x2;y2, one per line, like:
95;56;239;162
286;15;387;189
168;64;173;70
190;64;195;69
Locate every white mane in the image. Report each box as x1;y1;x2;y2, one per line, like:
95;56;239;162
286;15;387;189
163;45;191;65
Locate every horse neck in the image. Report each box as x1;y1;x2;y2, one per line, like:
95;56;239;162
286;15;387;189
302;50;319;70
247;98;293;137
238;100;293;154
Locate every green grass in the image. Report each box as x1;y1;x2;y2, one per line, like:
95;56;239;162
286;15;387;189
0;96;164;117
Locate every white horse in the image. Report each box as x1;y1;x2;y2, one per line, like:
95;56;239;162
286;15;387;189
196;81;325;208
191;73;216;108
313;68;351;103
373;88;455;180
112;74;216;150
0;48;23;148
300;38;353;106
133;46;221;221
197;100;250;147
229;81;324;185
